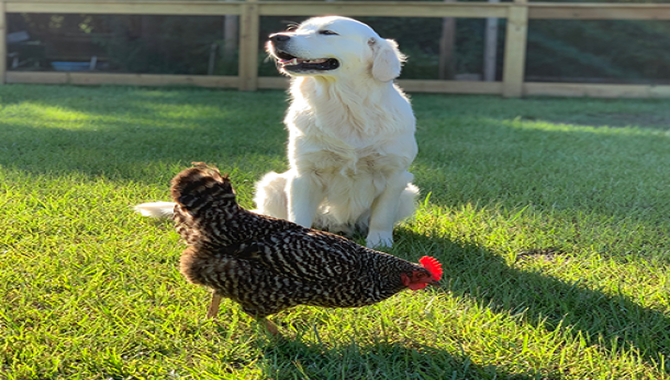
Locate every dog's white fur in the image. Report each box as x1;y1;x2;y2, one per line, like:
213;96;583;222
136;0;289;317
255;16;419;248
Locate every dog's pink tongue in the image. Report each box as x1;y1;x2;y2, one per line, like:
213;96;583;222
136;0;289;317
281;58;300;65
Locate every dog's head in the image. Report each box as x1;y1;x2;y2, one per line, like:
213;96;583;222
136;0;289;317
267;16;405;83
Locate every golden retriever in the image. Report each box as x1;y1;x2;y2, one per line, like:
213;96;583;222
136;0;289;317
254;16;419;248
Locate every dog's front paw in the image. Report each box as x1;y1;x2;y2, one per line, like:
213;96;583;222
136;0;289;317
366;230;393;249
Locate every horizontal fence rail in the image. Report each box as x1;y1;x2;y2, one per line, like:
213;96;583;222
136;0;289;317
3;0;670;97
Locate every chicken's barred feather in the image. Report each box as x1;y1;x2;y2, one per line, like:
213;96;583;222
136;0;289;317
171;164;441;321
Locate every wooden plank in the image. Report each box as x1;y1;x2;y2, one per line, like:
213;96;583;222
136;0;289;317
502;4;528;98
6;71;69;84
529;3;670;20
0;0;5;85
5;0;508;18
6;71;239;87
399;79;502;94
257;2;509;18
6;1;242;15
69;73;239;87
257;76;503;94
524;82;670;98
649;86;670;97
238;1;260;91
258;76;290;90
12;71;670;99
9;0;670;21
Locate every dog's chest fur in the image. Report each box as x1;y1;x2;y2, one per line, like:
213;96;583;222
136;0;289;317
304;142;404;179
286;79;414;179
288;110;408;179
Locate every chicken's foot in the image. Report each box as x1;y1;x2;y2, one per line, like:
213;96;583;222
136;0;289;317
261;318;280;336
206;293;222;318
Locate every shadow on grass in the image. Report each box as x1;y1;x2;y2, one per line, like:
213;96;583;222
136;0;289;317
259;338;537;380
412;113;670;270
413;115;669;220
395;228;669;375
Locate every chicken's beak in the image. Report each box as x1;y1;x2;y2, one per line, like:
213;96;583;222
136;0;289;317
428;279;441;288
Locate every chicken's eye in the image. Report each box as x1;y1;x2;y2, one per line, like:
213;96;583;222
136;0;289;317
319;30;339;36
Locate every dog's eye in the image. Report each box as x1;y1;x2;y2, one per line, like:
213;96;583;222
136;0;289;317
319;30;339;36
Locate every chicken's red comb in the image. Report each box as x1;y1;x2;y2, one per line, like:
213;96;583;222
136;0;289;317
419;256;443;281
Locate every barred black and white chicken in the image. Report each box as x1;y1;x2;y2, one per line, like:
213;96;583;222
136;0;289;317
171;163;442;334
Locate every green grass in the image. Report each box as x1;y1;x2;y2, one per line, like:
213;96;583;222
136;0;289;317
1;84;669;379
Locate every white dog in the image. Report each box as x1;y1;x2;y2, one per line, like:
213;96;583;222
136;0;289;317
135;16;419;248
255;16;419;248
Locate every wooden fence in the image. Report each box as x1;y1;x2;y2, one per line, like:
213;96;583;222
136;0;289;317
2;0;670;97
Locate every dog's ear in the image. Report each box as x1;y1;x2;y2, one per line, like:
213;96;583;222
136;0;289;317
369;38;406;82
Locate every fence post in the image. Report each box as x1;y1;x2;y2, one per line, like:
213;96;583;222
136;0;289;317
238;0;259;91
0;0;6;85
502;0;528;97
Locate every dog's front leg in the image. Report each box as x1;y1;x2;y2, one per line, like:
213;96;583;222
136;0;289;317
286;172;324;228
366;171;413;248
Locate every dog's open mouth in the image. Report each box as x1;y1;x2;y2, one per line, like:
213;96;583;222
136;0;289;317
275;50;339;71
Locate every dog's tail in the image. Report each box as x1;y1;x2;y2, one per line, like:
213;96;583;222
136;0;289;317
134;201;176;218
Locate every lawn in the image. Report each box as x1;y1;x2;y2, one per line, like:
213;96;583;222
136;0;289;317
0;84;669;379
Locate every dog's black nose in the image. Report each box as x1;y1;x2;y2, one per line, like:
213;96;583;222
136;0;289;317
270;33;291;43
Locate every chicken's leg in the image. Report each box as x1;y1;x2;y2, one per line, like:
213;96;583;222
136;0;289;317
261;318;280;336
206;293;222;318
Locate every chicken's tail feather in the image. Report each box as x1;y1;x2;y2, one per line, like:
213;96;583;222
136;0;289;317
170;162;237;217
134;201;176;218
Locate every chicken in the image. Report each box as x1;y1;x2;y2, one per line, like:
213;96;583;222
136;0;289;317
171;163;442;334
